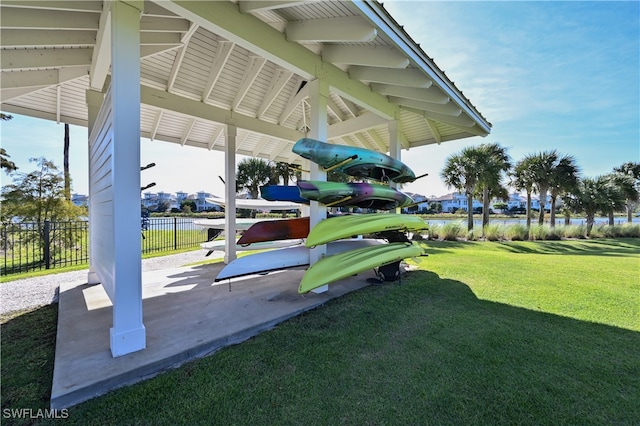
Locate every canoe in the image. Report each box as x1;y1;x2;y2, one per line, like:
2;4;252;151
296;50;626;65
201;238;304;253
237;217;310;245
260;185;309;204
297;180;414;210
305;213;429;247
298;241;427;293
292;138;416;183
215;239;384;281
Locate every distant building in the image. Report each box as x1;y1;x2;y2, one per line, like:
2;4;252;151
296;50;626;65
71;193;89;207
431;193;482;213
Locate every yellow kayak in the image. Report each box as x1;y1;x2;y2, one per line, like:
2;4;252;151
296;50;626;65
298;241;427;293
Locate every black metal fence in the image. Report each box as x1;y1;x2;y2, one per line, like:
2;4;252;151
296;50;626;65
1;218;207;276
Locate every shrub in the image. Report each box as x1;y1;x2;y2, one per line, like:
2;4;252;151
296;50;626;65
426;223;440;240
562;224;587;239
483;224;503;241
504;223;528;241
441;221;463;241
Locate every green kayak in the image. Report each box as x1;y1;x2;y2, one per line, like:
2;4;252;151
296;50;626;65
297;180;415;210
292;138;416;183
298;241;427;293
305;213;429;247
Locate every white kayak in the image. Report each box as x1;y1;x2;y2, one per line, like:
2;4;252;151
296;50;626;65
215;238;385;281
201;238;304;253
192;218;268;231
205;197;301;211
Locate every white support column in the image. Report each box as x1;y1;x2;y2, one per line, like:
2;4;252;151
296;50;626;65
109;0;145;357
224;124;237;264
85;89;103;285
388;119;402;214
307;78;329;293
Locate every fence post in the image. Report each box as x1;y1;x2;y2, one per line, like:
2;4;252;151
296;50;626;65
174;217;178;250
44;220;51;269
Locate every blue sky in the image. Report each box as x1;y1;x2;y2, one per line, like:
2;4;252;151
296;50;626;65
1;1;638;198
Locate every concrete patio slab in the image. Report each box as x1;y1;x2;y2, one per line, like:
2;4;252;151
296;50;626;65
50;261;374;409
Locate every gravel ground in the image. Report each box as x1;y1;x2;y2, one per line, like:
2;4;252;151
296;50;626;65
1;250;212;316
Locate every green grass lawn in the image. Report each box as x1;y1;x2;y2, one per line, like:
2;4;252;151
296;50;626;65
1;239;639;425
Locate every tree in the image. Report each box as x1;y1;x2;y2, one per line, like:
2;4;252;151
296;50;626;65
564;176;611;237
441;146;483;231
601;173;629;225
440;147;480;231
475;143;511;231
613;162;640;223
236;158;273;199
1;148;18;174
180;199;197;213
63;123;71;201
1;157;82;223
511;155;538;232
1;115;18;174
548;154;580;227
270;162;298;186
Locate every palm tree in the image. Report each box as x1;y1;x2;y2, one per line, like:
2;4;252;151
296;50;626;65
613;162;640;223
511;155;537;232
565;176;611;236
236;158;273;199
270;162;297;186
602;173;629;225
475;143;511;231
441;146;483;231
528;151;559;226
548;154;580;227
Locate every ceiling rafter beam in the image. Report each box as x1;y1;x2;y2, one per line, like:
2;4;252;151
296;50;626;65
0;48;92;71
355;133;379;152
402;105;475;127
286;16;376;43
251;136;271;157
366;129;388;152
139;16;190;33
0;8;99;30
322;46;409;69
327;111;387;139
424;117;441;143
278;81;308;124
327;97;346;122
257;68;293;119
349;66;433;88
232;56;267;110
89;1;111;91
389;96;462;117
0;1;102;13
207;125;224;150
235;131;250;153
167;23;199;92
155;1;397;119
202;40;234;101
0;67;89;90
180;118;197;146
150;110;163;140
371;83;449;104
141;85;303;141
269;139;290;160
0;29;94;47
240;1;309;13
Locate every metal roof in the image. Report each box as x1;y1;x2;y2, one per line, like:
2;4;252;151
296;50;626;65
0;0;491;164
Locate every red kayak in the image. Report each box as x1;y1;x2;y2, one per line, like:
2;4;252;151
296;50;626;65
237;217;310;246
